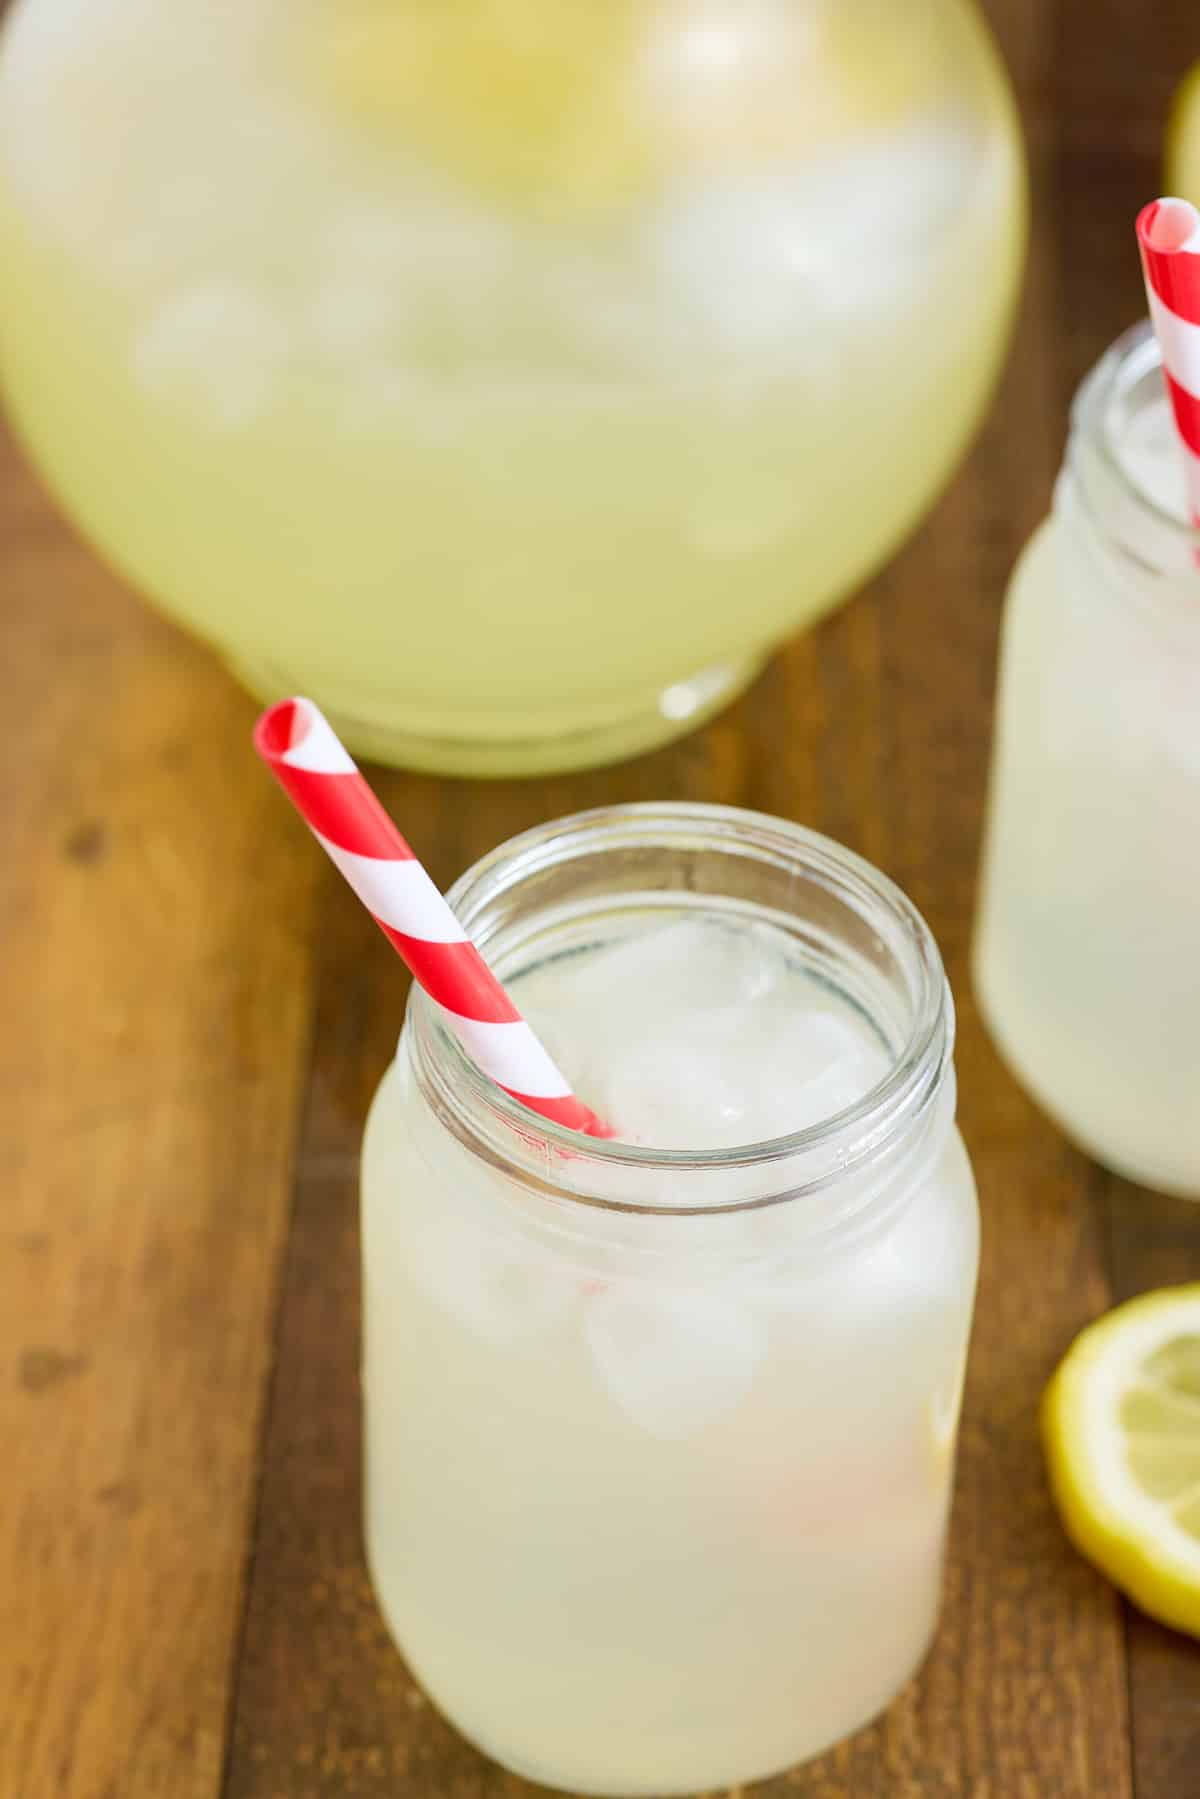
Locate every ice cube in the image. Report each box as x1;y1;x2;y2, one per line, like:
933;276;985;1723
0;0;265;273
639;0;799;99
652;176;843;350
596;998;885;1151
652;117;978;351
321;195;515;319
590;1031;760;1149
305;276;400;361
407;1203;576;1347
133;279;291;428
0;0;124;259
517;918;892;1151
517;917;797;1145
584;1285;764;1438
745;1006;890;1137
813;123;974;254
526;917;789;1027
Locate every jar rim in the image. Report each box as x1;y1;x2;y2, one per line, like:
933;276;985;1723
406;803;953;1214
1072;320;1200;568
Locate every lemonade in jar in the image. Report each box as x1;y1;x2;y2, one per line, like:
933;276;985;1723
974;324;1200;1195
0;1;1024;772
362;804;979;1791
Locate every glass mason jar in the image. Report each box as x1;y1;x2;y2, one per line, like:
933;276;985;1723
361;804;979;1793
974;324;1200;1196
0;0;1024;775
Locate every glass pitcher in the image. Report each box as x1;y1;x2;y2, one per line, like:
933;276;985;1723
0;1;1025;774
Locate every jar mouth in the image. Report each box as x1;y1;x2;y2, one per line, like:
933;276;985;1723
1072;321;1200;572
407;803;952;1212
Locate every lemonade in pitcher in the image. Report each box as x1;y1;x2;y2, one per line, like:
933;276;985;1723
0;1;1024;772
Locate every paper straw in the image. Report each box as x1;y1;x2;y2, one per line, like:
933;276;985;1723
254;698;609;1137
1137;196;1200;529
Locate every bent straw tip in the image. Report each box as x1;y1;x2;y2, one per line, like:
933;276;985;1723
1138;197;1200;255
254;696;308;760
254;697;358;776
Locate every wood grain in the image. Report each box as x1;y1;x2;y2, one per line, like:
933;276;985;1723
220;128;1129;1799
0;425;324;1798
3;1;1200;1795
1104;1181;1200;1799
1044;9;1200;1789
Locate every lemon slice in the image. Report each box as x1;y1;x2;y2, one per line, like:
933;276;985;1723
1166;61;1200;205
1042;1285;1200;1638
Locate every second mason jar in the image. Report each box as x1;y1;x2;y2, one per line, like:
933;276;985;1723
975;324;1200;1196
362;804;979;1794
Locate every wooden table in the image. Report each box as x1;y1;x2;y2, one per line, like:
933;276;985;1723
4;4;1200;1794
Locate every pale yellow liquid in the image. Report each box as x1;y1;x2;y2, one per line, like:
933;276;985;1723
975;516;1200;1196
0;0;1024;772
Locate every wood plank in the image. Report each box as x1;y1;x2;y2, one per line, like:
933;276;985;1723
222;744;741;1799
0;425;322;1798
1045;0;1197;157
223;109;1131;1799
1106;1181;1200;1799
1104;1182;1200;1799
8;0;1198;1790
1044;34;1200;1788
752;126;1130;1798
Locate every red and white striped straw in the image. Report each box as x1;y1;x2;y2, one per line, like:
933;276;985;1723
254;697;608;1137
1137;196;1200;529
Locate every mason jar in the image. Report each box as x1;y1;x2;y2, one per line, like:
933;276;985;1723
974;324;1200;1197
361;803;980;1793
